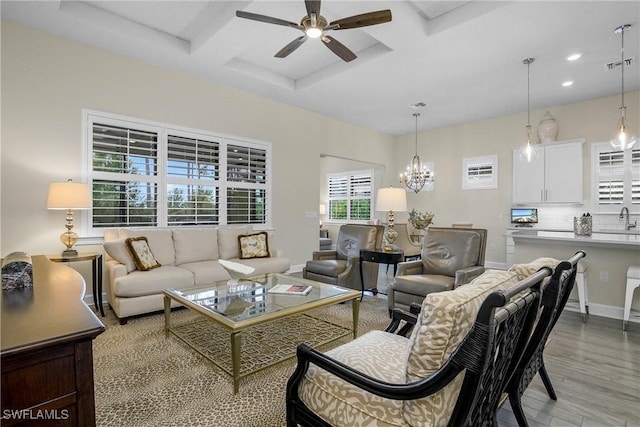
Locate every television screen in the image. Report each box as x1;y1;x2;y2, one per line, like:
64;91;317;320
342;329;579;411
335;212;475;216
511;208;538;224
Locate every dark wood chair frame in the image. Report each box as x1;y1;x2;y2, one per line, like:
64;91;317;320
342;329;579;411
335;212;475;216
286;268;553;427
505;250;586;427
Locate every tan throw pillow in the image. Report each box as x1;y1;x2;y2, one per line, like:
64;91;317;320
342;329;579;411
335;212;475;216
125;237;161;271
238;232;270;259
403;269;519;426
509;257;560;280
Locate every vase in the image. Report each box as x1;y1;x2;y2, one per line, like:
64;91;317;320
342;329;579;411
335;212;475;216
538;111;558;143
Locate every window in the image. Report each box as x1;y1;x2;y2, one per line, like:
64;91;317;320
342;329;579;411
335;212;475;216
327;170;373;222
591;142;639;208
85;110;271;232
462;155;498;190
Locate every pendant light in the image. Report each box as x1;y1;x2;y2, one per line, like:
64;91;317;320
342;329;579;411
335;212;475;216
610;24;637;150
520;58;537;162
400;113;433;193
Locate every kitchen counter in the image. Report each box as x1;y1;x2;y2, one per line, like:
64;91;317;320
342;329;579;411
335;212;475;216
511;230;640;318
512;230;640;250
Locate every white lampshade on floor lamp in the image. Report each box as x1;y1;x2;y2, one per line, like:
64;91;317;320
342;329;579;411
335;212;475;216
47;179;91;256
376;187;407;251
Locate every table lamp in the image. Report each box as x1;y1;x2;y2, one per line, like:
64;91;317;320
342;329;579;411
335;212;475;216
375;187;407;251
319;203;326;228
47;179;91;256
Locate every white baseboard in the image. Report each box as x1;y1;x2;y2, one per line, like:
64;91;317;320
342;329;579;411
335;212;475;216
565;300;640;324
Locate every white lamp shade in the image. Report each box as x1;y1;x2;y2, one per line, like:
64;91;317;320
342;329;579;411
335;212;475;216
319;203;326;215
47;182;91;210
376;187;407;212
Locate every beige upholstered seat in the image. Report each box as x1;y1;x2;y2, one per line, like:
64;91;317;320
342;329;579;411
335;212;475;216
303;224;384;291
391;223;421;261
388;227;487;312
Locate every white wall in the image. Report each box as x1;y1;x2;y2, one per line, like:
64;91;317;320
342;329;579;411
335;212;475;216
0;21;394;270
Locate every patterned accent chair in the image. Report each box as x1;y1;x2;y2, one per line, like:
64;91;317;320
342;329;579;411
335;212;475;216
286;267;550;426
388;227;487;313
303;224;384;291
506;251;585;427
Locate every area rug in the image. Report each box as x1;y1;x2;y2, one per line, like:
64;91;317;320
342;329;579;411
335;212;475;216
93;295;390;427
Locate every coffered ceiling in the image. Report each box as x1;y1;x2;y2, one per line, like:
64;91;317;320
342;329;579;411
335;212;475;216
2;1;639;135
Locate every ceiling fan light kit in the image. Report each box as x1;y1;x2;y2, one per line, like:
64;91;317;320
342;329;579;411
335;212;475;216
236;0;391;62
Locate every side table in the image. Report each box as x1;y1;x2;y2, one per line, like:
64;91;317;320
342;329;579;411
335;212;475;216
359;248;404;301
48;252;104;317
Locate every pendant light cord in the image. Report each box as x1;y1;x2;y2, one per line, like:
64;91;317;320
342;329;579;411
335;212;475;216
620;25;625;115
414;113;419;155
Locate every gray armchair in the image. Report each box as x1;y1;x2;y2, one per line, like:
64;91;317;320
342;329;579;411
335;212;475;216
388;227;487;312
303;224;384;291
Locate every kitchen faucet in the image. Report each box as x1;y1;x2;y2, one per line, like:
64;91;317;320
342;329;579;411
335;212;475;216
620;207;637;230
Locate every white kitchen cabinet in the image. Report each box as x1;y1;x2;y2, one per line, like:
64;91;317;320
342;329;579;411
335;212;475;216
512;139;584;204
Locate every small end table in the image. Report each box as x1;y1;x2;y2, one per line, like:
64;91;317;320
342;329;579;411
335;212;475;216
48;252;104;317
359;248;404;301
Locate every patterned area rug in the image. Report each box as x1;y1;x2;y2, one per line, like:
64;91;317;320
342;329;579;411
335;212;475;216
93;294;390;427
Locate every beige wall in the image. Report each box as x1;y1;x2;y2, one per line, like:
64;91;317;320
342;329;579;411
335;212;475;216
390;91;639;267
0;21;394;267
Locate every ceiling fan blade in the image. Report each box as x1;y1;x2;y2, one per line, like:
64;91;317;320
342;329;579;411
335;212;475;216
321;35;357;62
330;10;392;30
236;11;302;30
305;0;321;17
275;36;308;58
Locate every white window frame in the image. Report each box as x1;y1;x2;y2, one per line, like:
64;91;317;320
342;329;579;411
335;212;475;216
327;169;374;224
590;142;640;212
82;109;272;235
462;155;498;190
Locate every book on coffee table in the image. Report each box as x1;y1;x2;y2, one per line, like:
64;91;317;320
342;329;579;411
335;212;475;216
268;284;312;296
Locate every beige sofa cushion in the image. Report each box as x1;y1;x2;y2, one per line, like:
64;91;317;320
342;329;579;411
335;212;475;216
103;237;137;273
299;330;410;427
173;228;219;265
119;228;176;266
112;266;194;297
508;257;560;280
217;225;253;259
403;269;519;426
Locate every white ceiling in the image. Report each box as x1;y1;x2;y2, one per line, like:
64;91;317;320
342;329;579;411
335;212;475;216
2;1;639;135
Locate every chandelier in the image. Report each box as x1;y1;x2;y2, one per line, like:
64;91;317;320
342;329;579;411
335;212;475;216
400;113;432;193
520;57;537;162
610;24;637;150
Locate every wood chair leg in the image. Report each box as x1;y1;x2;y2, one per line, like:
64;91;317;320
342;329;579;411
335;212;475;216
508;393;529;427
539;361;557;400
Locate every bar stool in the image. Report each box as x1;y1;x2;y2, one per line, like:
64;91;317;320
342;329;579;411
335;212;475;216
575;261;588;322
623;265;640;331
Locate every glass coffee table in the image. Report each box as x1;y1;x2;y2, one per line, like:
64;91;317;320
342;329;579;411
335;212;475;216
163;274;360;393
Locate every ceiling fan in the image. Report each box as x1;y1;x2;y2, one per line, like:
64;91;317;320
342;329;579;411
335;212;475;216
236;1;392;62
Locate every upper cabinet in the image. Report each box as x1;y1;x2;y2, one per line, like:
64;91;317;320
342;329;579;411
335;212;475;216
513;139;584;205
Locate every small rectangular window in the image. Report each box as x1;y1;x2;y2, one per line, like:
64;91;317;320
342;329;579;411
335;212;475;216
462;155;498;190
328;170;373;222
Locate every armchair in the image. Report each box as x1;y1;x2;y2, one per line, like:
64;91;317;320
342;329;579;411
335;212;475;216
286;268;549;427
388;227;487;312
303;224;384;291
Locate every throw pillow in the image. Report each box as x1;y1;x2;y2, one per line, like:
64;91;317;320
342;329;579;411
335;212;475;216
509;257;560;280
125;237;161;271
238;232;270;259
103;237;137;273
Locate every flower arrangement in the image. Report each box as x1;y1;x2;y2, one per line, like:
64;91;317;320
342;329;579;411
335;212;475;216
408;209;434;230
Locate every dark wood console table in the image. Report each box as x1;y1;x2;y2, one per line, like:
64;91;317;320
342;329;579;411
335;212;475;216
1;256;105;426
359;248;404;300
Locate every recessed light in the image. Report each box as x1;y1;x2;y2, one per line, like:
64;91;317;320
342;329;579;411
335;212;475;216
566;53;582;61
562;80;574;87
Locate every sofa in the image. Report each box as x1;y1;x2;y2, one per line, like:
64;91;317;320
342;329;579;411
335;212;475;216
103;225;291;324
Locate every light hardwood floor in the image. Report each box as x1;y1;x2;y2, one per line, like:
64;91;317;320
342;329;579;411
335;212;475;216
374;267;640;427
